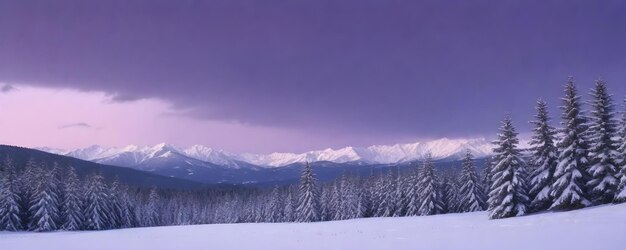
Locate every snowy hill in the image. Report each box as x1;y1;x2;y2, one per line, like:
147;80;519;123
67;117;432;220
2;203;624;250
39;138;496;168
0;145;202;189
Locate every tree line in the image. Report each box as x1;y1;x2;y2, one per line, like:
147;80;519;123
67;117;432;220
487;78;626;219
1;77;625;232
0;153;488;231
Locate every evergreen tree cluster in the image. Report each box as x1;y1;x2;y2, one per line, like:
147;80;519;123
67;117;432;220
487;77;626;219
0;160;149;231
1;153;492;231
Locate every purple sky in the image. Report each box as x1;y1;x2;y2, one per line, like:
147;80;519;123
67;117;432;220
1;0;626;152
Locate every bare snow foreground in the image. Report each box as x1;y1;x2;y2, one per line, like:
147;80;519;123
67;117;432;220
1;204;625;250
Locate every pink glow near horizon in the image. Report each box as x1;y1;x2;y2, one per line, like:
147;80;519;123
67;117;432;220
0;84;415;153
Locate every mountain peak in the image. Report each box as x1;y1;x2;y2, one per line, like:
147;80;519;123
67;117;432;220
122;144;140;151
152;142;176;150
39;138;498;168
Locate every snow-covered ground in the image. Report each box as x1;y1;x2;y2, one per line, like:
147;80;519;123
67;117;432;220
1;203;625;250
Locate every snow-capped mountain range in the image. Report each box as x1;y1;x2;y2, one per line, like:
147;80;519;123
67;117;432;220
38;138;497;168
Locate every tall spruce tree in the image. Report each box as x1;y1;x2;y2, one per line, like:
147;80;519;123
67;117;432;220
371;174;384;216
20;159;42;227
337;174;359;220
50;163;65;227
357;179;372;218
330;180;342;221
488;116;529;219
614;96;626;203
528;100;559;211
376;170;396;217
108;178;124;229
144;187;160;227
267;186;284;222
62;167;83;230
84;174;111;230
403;164;421;216
327;182;341;220
0;157;22;231
458;151;486;212
481;157;494;205
586;79;620;204
551;79;592;210
28;169;61;231
295;162;320;222
283;187;295;222
439;176;459;214
119;185;137;228
393;170;407;217
319;186;332;221
368;170;382;214
451;174;464;212
417;154;443;216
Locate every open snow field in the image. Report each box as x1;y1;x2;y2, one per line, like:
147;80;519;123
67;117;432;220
1;203;625;250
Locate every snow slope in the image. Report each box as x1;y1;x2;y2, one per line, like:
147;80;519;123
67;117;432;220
38;138;498;167
2;203;624;250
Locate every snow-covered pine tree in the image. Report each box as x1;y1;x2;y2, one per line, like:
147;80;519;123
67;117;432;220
404;163;421;216
283;186;295;222
319;186;332;221
239;194;252;223
356;178;372;218
366;170;381;215
267;186;284;222
144;187;160;227
0;157;22;231
488;116;529;219
108;178;124;229
370;174;384;216
393;170;407;217
50;163;65;228
458;151;486;212
120;185;137;228
20;159;42;227
62;167;84;230
251;194;265;223
439;175;458;214
418;154;443;216
329;180;342;221
171;199;186;226
28;168;61;231
84;173;112;230
216;196;236;224
295;162;320;222
586;79;620;204
338;174;359;220
376;170;396;217
481;157;495;200
528;100;559;211
330;183;342;221
551;79;592;210
614;96;626;203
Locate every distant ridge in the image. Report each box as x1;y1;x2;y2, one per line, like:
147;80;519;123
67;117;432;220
38;137;499;168
0;145;204;189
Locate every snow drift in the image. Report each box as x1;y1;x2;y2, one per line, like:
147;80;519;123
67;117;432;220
1;203;624;250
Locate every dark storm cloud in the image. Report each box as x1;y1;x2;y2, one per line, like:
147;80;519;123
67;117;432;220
1;84;16;93
106;93;143;103
2;0;626;138
58;122;92;129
